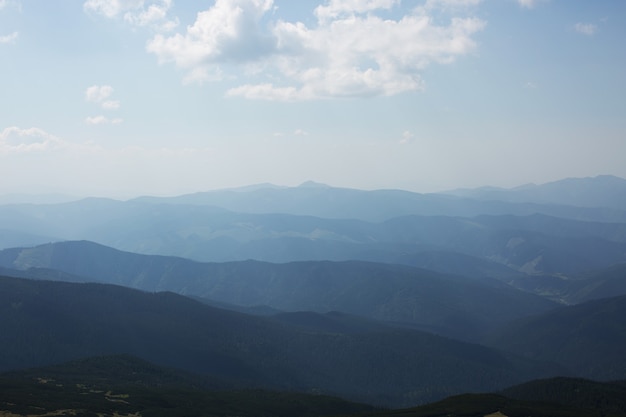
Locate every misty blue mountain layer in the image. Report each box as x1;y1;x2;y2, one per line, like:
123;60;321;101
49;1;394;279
1;175;626;410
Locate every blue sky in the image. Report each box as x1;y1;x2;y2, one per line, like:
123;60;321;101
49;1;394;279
1;0;625;198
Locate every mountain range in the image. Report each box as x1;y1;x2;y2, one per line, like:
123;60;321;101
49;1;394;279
0;274;566;408
1;174;625;413
0;240;559;342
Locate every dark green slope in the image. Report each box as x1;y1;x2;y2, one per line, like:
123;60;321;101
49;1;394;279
501;377;626;413
0;241;558;342
0;275;563;408
566;263;626;303
356;377;626;417
363;393;619;417
485;295;626;380
0;355;377;417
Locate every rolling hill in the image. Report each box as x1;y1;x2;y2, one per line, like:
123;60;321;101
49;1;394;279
0;275;564;408
0;240;559;342
0;355;378;417
485;294;626;380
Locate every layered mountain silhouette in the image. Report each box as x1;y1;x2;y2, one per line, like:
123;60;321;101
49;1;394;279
0;275;564;407
485;294;626;380
1;175;626;413
0;240;558;342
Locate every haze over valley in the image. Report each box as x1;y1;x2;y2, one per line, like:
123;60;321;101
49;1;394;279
2;0;626;415
2;175;626;415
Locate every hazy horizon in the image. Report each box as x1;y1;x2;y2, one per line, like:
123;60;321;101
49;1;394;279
2;1;625;198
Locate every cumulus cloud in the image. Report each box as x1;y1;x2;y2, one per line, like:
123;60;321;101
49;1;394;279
0;127;66;153
516;0;537;8
85;85;122;124
574;22;597;36
85;116;123;125
148;0;485;100
83;0;178;31
85;85;113;103
0;31;18;44
85;85;121;110
314;0;398;22
147;0;275;84
101;100;121;110
424;0;483;11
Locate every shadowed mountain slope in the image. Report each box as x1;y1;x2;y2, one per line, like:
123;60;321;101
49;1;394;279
501;377;626;413
3;195;626;279
0;240;559;342
565;263;626;304
0;275;563;408
0;355;378;417
351;377;626;417
485;294;626;380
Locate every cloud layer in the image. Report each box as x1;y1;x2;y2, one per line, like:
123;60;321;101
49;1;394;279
0;31;18;44
85;85;123;124
83;0;178;31
0;127;66;153
574;22;597;36
147;0;485;100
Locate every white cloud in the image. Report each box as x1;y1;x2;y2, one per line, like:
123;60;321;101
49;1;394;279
85;85;121;110
314;0;398;22
0;0;21;11
424;0;483;11
574;22;597;36
0;31;18;44
149;0;485;100
0;127;66;153
101;100;121;110
83;0;177;31
85;115;123;125
147;0;274;74
399;130;414;144
85;85;113;103
517;0;537;8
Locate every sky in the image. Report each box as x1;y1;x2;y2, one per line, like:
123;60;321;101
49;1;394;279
1;0;625;198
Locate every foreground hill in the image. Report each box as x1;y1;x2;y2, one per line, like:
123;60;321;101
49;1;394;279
485;294;626;380
358;377;626;417
2;357;624;417
0;275;564;408
501;377;626;413
0;355;377;417
0;241;559;342
3;360;624;417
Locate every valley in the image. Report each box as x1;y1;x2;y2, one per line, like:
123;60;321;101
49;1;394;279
1;175;626;415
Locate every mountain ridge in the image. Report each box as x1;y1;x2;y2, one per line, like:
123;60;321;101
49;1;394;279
0;274;565;407
0;240;560;342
